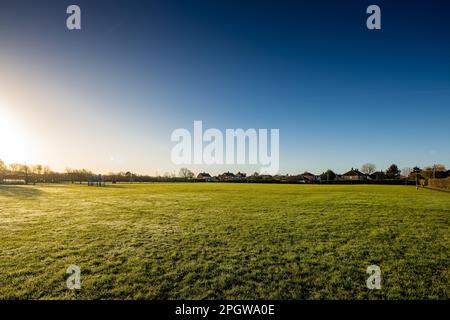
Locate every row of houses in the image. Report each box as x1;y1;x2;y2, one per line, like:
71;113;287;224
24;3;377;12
196;168;450;183
196;168;375;183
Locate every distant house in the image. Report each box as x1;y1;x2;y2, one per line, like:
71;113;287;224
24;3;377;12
370;171;386;180
247;173;274;182
260;175;274;181
235;172;247;180
302;171;318;183
273;175;289;182
285;175;304;183
1;178;26;185
435;170;450;179
218;172;236;182
342;168;367;180
248;174;274;182
197;172;214;182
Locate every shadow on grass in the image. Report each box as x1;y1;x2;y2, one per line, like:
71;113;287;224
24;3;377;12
0;185;44;198
424;186;450;193
84;184;128;189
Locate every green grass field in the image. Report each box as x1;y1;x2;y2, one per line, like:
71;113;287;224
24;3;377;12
0;183;448;299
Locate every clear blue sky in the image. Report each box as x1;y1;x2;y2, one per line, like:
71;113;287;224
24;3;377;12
0;0;449;175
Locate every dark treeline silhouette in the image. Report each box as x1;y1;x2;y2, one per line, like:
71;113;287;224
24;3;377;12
0;160;188;184
0;159;448;187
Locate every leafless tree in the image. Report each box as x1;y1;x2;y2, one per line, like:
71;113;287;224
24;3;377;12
125;171;134;183
401;167;413;178
9;163;22;173
21;164;29;184
0;159;6;182
361;163;376;175
65;167;75;183
422;164;447;179
179;168;195;181
33;164;43;175
42;166;52;182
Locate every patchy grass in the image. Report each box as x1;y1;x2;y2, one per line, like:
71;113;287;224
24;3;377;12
0;183;448;299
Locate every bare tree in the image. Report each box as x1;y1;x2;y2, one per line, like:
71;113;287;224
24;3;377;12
401;167;413;178
431;164;446;179
9;163;22;173
42;166;52;182
33;164;43;175
19;164;29;184
401;167;413;185
125;171;133;183
179;168;194;181
65;167;75;183
361;163;376;175
78;169;93;184
432;164;446;172
0;159;6;183
421;164;446;179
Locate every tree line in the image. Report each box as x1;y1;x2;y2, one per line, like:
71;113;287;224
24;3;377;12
0;159;192;184
0;158;447;185
319;163;447;181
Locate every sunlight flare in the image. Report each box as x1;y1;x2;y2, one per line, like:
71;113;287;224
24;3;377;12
0;100;31;164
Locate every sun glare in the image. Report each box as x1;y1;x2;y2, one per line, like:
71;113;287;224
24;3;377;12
0;100;30;164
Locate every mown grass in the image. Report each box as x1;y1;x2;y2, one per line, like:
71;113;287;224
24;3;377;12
0;183;448;299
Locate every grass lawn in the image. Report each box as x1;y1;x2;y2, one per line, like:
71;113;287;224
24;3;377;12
0;183;448;299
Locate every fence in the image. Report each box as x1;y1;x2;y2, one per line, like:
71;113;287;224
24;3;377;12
427;178;450;189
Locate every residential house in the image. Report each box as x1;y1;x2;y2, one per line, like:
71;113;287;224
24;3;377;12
369;171;386;180
302;171;318;183
235;172;247;180
285;175;305;183
197;172;214;182
342;168;368;180
218;172;236;182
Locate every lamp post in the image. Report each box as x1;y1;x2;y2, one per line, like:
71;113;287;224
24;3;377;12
413;167;421;190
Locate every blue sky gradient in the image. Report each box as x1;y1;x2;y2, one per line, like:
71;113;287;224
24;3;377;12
0;0;449;174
